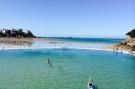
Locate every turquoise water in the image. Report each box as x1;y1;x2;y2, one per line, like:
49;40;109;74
46;37;123;44
32;38;123;49
0;49;135;89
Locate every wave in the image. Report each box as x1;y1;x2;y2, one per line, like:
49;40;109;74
0;45;134;56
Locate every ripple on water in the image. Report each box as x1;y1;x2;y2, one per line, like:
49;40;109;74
0;49;135;89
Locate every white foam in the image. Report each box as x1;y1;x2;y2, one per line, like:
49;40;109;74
0;40;134;56
0;44;134;56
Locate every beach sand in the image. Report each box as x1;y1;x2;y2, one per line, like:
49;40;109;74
0;37;134;56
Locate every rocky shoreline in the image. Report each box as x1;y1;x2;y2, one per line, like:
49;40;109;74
105;29;135;55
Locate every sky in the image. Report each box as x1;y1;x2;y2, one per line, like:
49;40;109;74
0;0;134;37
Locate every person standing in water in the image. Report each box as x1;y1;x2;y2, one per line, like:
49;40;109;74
49;62;52;67
47;58;50;64
47;58;52;67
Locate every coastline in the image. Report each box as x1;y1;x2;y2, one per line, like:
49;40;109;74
0;44;135;56
0;37;134;56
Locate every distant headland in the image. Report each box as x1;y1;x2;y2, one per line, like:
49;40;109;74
0;28;36;38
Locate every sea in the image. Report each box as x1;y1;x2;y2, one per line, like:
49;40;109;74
0;38;135;89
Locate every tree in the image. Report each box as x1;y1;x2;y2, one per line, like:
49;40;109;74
0;28;35;38
126;29;135;37
28;30;34;37
18;28;23;37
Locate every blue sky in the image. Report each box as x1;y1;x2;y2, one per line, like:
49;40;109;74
0;0;134;37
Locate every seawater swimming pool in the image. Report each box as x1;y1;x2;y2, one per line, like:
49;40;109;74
0;49;135;89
